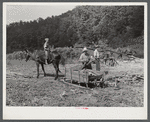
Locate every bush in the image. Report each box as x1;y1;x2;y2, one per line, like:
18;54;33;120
55;47;82;63
6;47;83;64
7;51;26;60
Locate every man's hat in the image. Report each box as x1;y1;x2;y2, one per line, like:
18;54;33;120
82;47;88;52
45;38;49;41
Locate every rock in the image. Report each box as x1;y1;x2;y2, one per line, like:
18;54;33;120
60;91;68;98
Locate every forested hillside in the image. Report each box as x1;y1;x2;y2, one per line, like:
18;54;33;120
7;6;144;53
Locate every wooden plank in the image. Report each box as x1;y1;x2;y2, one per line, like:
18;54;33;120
60;78;92;90
86;69;106;75
72;69;105;76
65;73;87;83
70;64;82;71
65;70;88;83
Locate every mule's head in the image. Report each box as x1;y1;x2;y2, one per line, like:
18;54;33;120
24;49;31;62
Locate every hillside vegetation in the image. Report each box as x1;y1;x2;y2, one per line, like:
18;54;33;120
7;6;144;57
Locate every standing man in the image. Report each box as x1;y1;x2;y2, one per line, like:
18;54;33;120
94;45;100;71
44;38;50;65
79;47;92;70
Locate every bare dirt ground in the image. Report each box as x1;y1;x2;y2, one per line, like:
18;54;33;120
6;58;144;107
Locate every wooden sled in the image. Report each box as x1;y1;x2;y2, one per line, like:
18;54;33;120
61;65;108;88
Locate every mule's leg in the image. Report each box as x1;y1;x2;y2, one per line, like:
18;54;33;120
105;59;107;65
57;61;61;73
41;63;46;76
53;61;59;80
58;69;61;73
36;62;40;78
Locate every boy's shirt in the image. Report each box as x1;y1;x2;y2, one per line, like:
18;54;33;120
44;41;49;51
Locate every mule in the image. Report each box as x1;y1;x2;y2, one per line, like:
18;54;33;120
24;49;65;80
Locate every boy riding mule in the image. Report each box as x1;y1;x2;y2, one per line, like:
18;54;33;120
44;38;50;64
25;44;65;80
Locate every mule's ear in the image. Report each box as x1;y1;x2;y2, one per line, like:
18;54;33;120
24;49;27;52
24;49;29;53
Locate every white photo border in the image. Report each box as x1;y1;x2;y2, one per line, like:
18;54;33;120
3;2;148;120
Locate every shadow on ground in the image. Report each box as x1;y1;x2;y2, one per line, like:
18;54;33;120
45;73;65;78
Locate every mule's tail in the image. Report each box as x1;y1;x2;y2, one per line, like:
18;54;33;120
60;55;65;66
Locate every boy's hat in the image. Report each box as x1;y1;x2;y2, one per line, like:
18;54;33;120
45;38;49;41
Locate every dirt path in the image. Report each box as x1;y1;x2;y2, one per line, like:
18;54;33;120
6;59;144;106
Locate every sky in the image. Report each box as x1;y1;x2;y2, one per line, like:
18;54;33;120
6;3;77;25
5;2;145;25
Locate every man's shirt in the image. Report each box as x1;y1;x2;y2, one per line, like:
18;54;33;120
94;49;100;58
79;53;90;62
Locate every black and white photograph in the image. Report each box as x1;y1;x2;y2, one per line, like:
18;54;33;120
3;2;147;119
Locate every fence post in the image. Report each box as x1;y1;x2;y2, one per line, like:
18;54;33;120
70;68;72;83
65;66;66;78
85;70;88;87
78;70;80;86
96;58;100;71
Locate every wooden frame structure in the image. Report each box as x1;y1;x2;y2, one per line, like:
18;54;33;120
62;65;107;88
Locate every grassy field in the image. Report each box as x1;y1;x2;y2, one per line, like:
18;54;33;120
6;58;144;107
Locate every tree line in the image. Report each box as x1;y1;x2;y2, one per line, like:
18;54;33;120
7;6;144;53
